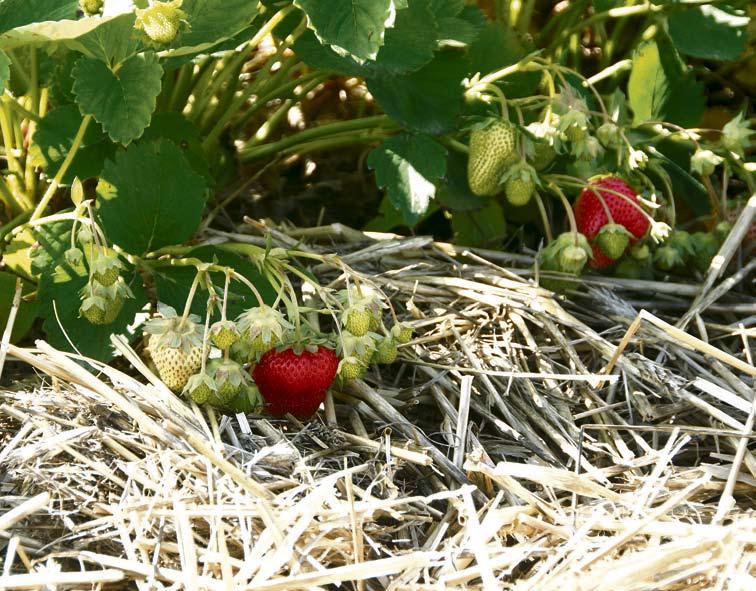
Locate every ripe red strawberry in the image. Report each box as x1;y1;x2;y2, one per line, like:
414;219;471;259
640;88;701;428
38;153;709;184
574;176;649;269
252;346;339;418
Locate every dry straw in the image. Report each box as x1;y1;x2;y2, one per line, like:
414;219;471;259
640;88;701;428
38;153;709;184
1;219;754;589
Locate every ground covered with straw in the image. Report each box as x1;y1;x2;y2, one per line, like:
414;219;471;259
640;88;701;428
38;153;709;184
1;221;754;590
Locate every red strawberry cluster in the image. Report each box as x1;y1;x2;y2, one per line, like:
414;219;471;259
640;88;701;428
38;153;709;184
574;176;649;268
252;346;339;418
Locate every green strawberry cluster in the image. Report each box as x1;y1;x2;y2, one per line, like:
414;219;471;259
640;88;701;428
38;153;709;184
335;285;412;381
72;223;134;325
613;225;731;280
144;280;413;416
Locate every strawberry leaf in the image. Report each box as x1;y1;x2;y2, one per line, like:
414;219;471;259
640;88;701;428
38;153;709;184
368;133;447;226
295;0;393;62
368;50;469;134
668;5;749;62
628;36;704;127
0;0;77;35
96;140;207;254
29;105;115;184
452;201;507;247
159;0;261;57
72;52;163;145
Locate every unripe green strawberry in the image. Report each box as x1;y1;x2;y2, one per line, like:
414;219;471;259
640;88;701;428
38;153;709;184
468;119;520;196
538;257;578;293
135;0;186;44
149;337;203;392
630;243;650;261
691;231;719;273
654;245;684;271
237;306;293;357
210;320;240;351
338;357;366;381
102;294;123;324
183;373;217;405
369;310;382;332
208;359;246;405
229;338;253;364
668;231;695;260
391;323;413;344
64;247;84;267
80;0;103;15
613;258;653;280
565;125;586;143
596;223;633;260
559;245;588;274
375;338;398;364
145;305;204;392
91;253;123;286
530;142;556;171
505;177;532;206
500;158;538;206
344;307;372;337
77;226;93;245
222;383;262;414
596;122;623;149
80;294;108;324
714;221;732;244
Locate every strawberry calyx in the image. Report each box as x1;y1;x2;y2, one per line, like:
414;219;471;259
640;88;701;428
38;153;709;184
595;223;633;261
183;372;217;405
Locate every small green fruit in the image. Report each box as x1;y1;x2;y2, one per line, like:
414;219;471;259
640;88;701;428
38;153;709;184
375;338;398;364
596;223;632;260
210;320;240;351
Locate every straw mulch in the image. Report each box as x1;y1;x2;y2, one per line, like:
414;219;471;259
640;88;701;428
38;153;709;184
1;213;754;590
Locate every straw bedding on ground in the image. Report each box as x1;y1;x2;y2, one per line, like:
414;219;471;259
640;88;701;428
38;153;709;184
0;220;754;590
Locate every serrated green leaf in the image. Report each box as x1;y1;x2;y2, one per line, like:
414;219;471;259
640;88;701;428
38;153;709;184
295;0;392;61
437;6;485;47
30;220;72;277
0;13;142;63
428;0;464;18
169;0;259;48
74;12;143;64
452;201;506;247
368;50;469;134
368;133;447;226
668;5;748;62
73;52;163;145
467;24;540;99
628;37;704;127
0;0;77;35
29;105;115;184
152;245;276;319
371;0;438;74
96;140;207;254
139;112;211;182
293;30;366;76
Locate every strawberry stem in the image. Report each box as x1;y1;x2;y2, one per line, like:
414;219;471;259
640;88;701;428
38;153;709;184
548;183;579;242
179;272;202;328
533;191;554;243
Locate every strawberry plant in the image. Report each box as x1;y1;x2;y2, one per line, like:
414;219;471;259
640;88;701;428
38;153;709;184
0;0;751;384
